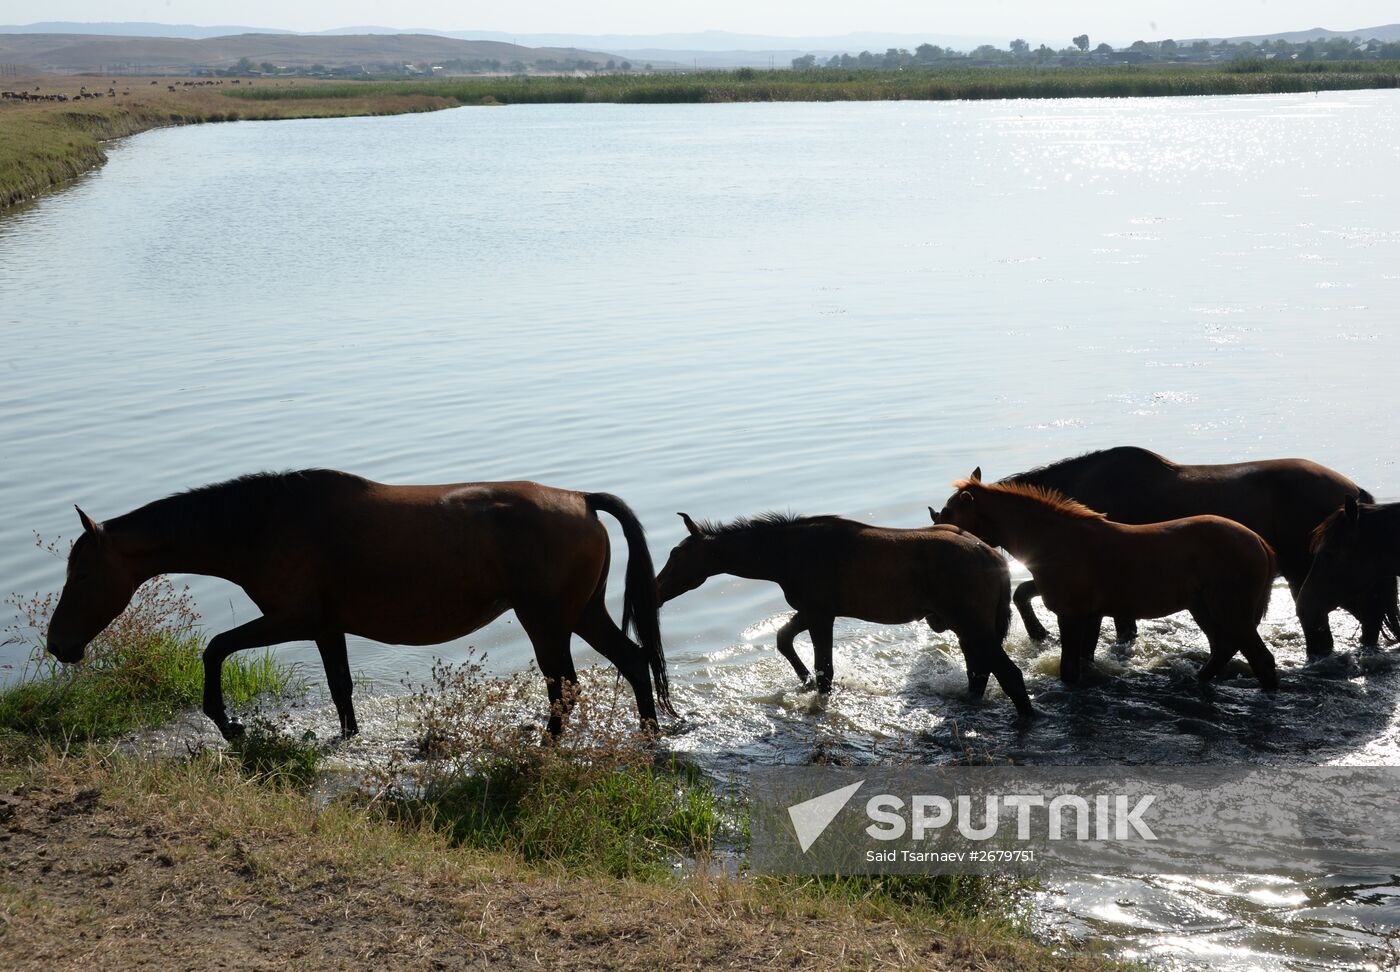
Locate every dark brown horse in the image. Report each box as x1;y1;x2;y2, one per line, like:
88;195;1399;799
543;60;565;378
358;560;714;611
990;447;1392;656
935;470;1279;690
1299;497;1400;634
47;470;672;740
655;512;1034;717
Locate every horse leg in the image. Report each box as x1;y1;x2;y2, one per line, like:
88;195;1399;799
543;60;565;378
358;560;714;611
1056;616;1101;684
1013;580;1050;642
315;632;358;738
1286;574;1334;659
809;615;837;694
1189;605;1236;683
518;610;579;739
202;615;306;740
574;598;659;733
775;612;813;687
1238;629;1280;691
1112;617;1139;642
966;635;1034;717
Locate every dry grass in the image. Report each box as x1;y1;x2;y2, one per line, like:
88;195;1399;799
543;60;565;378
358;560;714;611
0;749;1129;971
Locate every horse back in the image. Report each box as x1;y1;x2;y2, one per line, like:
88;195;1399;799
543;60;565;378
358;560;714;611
303;480;608;643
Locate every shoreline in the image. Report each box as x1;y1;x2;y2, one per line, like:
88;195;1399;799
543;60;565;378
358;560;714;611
4;63;1399;215
0;76;459;213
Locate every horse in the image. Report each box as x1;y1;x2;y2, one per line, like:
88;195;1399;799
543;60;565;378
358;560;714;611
655;511;1035;717
1299;497;1400;635
46;470;673;740
934;470;1279;690
986;446;1393;656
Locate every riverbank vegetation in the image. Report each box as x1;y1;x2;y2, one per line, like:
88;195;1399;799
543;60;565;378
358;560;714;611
0;581;1126;970
225;61;1400;106
5;60;1399;214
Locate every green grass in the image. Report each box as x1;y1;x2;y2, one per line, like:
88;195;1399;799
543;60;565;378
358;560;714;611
227;718;323;788
0;576;297;744
223;62;1400;107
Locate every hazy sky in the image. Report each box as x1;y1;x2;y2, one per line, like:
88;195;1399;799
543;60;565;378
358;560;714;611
2;0;1397;40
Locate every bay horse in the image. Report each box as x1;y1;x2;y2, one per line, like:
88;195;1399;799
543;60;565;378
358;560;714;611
989;446;1393;656
46;470;673;740
934;470;1279;690
655;512;1035;717
1299;497;1400;635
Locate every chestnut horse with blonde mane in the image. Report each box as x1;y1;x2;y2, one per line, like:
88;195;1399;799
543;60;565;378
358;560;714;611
46;470;672;740
934;470;1279;689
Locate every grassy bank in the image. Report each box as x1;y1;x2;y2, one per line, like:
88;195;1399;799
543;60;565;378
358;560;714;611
0;591;1127;970
225;61;1400;106
0;75;457;212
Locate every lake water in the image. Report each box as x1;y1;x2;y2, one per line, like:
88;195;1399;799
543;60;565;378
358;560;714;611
4;91;1400;969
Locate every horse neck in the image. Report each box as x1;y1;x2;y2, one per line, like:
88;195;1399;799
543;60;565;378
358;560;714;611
978;489;1095;567
1364;505;1400;569
106;495;260;585
709;531;785;585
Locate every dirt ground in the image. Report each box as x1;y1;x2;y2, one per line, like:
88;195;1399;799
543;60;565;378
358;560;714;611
0;774;1122;972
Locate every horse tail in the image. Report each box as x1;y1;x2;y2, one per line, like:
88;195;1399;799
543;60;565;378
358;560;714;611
1258;537;1279;625
994;554;1013;644
585;493;674;717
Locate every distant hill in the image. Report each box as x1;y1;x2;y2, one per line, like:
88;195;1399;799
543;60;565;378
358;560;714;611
0;32;618;73
1194;23;1400;44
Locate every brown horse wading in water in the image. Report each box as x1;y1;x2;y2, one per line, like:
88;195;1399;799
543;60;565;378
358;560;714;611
994;446;1394;656
46;470;673;739
655;512;1035;717
934;470;1279;690
1298;497;1400;634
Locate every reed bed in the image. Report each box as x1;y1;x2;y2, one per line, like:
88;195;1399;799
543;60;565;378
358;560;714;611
225;62;1400;107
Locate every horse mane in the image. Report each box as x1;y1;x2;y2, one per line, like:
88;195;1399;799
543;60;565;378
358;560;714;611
954;478;1107;520
692;511;834;537
118;469;369;538
1001;446;1173;485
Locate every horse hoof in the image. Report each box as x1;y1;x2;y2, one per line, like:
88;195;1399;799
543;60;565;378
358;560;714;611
220;718;245;741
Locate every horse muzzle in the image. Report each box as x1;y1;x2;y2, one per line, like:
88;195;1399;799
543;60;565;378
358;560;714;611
45;639;86;664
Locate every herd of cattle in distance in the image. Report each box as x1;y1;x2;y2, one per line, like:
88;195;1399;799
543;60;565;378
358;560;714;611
41;447;1399;740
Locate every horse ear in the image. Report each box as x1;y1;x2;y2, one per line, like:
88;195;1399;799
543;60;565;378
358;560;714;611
678;512;700;537
928;506;937;522
75;505;101;535
970;467;982;482
1345;496;1360;522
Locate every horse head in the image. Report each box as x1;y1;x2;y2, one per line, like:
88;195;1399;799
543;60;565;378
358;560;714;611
47;507;139;663
1298;496;1374;630
656;512;717;604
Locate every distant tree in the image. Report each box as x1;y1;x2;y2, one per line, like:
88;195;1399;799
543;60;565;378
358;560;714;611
970;44;1002;60
1095;42;1114;54
259;61;276;74
857;50;876;67
1128;40;1149;52
1191;40;1211;53
791;54;817;70
235;56;254;73
620;60;632;71
1073;34;1090;52
915;42;942;63
606;59;616;69
1034;44;1056;62
1159;39;1178;55
644;62;653;70
1380;41;1400;59
308;63;326;73
1010;38;1030;57
826;54;842;67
